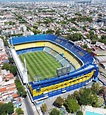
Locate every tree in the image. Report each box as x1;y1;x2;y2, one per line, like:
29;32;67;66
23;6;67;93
0;103;7;115
82;44;88;49
64;97;80;113
2;63;10;70
33;29;41;34
99;86;105;94
2;63;17;76
53;96;65;108
76;111;83;115
1;112;7;115
86;48;92;53
15;78;27;97
0;102;14;115
73;91;80;100
33;25;38;29
9;64;17;76
66;33;82;42
8;57;14;64
15;108;24;115
7;102;14;114
87;30;98;42
91;39;96;44
79;88;84;95
71;27;79;31
79;88;98;107
91;82;100;94
41;104;47;113
99;35;106;45
55;29;61;36
49;108;60;115
46;29;54;34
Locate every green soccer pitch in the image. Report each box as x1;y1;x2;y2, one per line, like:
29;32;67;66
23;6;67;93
19;51;62;81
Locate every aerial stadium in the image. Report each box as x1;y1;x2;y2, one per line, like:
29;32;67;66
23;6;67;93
9;34;98;101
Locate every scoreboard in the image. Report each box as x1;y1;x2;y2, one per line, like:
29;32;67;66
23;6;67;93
57;65;71;76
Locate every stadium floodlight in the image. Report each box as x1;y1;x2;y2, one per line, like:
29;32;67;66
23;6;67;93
24;57;26;70
23;57;28;84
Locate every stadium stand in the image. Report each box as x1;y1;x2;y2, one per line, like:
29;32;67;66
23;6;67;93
36;42;44;47
9;34;98;101
10;34;93;66
49;50;58;57
43;47;51;53
44;42;81;68
15;43;36;50
59;59;70;66
44;42;64;54
16;47;44;55
55;54;63;61
44;47;71;67
64;51;81;69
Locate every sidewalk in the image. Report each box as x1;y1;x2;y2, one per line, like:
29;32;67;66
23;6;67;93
21;98;28;115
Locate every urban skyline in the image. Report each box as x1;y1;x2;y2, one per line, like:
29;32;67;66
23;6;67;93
0;0;105;3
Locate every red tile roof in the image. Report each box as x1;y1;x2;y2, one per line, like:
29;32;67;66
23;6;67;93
12;94;19;98
6;87;16;91
6;73;14;78
0;87;6;93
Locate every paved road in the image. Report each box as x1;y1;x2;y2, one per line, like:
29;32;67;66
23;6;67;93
24;97;34;115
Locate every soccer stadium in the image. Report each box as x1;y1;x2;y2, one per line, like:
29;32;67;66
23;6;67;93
9;34;99;101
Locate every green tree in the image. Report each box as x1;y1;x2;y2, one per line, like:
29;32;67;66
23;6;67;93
1;112;7;115
79;88;98;107
9;64;17;76
50;108;60;115
55;29;61;36
53;96;65;108
33;29;41;34
16;108;24;115
41;104;47;113
91;82;100;94
33;25;38;29
46;29;54;34
0;103;7;115
73;91;80;100
99;35;106;45
87;30;98;41
2;63;17;76
86;48;92;53
76;111;83;115
2;63;10;70
82;44;88;49
91;39;96;44
64;97;80;113
66;33;82;41
71;27;79;31
104;106;106;109
99;86;105;94
82;26;87;31
8;57;14;64
7;102;14;114
15;78;27;97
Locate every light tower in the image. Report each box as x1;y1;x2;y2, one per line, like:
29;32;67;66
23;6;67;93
23;58;28;84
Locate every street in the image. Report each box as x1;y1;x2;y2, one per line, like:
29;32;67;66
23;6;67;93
24;97;34;115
